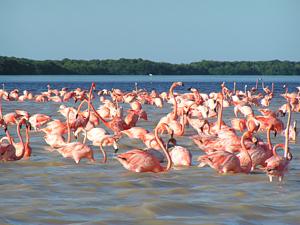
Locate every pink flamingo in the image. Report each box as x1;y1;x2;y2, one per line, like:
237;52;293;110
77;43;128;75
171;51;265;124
0;118;26;161
56;108;95;164
91;103;129;134
158;82;183;125
42;120;67;136
169;143;192;167
97;135;119;163
69;83;95;131
265;144;292;182
121;127;149;139
44;133;68;149
197;131;253;174
116;123;172;173
124;109;148;128
237;125;275;171
265;103;293;182
12;120;32;159
29;114;51;130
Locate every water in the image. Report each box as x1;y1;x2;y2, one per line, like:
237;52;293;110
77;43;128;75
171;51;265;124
0;75;300;225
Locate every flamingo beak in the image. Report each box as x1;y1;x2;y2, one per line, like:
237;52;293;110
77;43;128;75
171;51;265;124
274;130;277;137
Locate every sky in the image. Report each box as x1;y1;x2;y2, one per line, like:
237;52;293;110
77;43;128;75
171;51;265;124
0;0;299;63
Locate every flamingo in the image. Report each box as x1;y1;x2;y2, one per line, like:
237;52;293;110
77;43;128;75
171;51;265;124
197;131;253;174
13;120;32;158
169;145;192;167
91;103;129;134
121;127;149;139
56;108;95;164
158;82;183;124
265;103;293;182
115;123;172;173
237;125;275;171
29;114;51;130
98;135;119;163
69;83;96;132
0;118;26;161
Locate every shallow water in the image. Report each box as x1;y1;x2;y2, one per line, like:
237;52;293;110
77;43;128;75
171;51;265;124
0;75;300;225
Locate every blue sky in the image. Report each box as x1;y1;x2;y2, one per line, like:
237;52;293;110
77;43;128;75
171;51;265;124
0;0;299;63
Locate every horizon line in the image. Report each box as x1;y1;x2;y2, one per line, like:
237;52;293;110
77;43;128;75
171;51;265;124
1;55;300;64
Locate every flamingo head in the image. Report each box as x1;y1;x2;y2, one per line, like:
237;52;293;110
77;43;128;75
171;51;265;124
176;82;183;87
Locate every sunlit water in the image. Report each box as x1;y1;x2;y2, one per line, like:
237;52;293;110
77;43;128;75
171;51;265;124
0;75;299;225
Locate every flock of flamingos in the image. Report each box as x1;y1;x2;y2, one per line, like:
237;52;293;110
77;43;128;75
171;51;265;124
0;80;299;182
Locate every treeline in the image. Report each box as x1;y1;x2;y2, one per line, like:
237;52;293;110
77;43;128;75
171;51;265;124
0;56;300;75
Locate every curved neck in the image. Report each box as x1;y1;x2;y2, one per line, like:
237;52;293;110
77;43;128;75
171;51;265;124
267;126;272;150
217;95;223;131
77;84;94;120
0;97;2;118
172;95;178;120
155;123;172;171
15;121;25;160
90;103;110;128
178;113;186;136
77;99;87;113
99;138;108;163
169;83;178;119
240;131;252;173
67;109;71;143
25;125;30;144
76;100;91;122
284;103;291;158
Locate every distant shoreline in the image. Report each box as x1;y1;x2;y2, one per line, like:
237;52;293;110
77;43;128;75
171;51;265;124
1;56;299;75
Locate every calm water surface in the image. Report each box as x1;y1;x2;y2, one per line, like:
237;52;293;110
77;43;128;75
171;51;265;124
0;75;300;225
